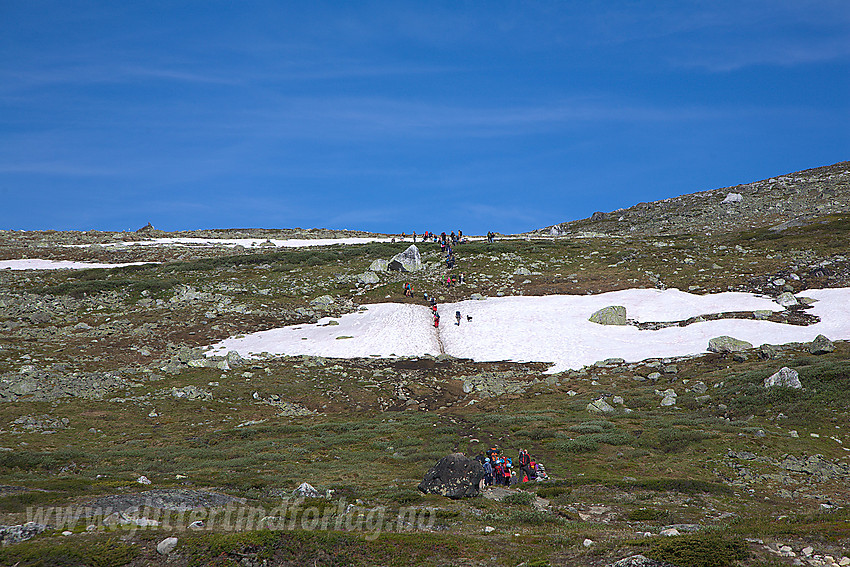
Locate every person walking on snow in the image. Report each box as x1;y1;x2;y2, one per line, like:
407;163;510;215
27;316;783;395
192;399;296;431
455;311;461;325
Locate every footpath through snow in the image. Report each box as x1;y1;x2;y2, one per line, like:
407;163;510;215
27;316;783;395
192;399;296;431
208;287;850;373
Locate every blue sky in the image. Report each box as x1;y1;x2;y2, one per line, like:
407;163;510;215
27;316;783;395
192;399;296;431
1;1;848;234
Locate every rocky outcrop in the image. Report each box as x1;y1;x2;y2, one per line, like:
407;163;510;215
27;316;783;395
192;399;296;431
587;398;615;413
0;522;48;545
589;306;627;325
369;259;388;272
418;453;484;499
610;555;677;567
356;272;380;284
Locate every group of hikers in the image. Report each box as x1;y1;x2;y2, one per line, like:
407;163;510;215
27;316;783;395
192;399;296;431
476;448;548;486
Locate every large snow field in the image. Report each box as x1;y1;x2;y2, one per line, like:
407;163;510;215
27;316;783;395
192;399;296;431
208;287;850;373
0;259;157;270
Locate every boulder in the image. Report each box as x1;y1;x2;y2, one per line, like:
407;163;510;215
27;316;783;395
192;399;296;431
722;193;743;204
587;398;615;414
765;367;802;389
369;259;389;272
514;267;531;276
589;306;627;325
388;245;422;272
292;482;323;499
776;292;798;307
356;272;380;285
418;453;484;499
809;334;835;355
708;336;752;353
590;211;608;221
0;522;48;545
157;537;178;555
310;295;335;307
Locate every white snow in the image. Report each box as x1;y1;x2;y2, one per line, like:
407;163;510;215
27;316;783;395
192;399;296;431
207;287;850;373
0;259;157;270
64;236;395;248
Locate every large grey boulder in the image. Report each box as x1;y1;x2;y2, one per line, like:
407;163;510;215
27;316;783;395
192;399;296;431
809;334;835;355
418;453;484;499
708;336;753;353
0;522;48;545
369;259;388;272
388;245;422;272
356;272;380;285
764;367;802;389
589;306;627;325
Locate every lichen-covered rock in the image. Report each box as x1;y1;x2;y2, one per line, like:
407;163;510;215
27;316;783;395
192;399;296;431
708;336;752;353
418;453;484;499
776;292;798;307
369;259;389;272
356;272;380;284
809;334;835;355
589;306;627;325
764;367;802;389
0;522;48;545
587;398;615;413
388;245;422;272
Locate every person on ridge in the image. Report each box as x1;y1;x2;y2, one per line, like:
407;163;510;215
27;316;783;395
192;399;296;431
455;311;461;325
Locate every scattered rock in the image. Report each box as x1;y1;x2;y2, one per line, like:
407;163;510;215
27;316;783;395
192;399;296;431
809;334;835;355
310;295;335;308
765;367;802;389
587;398;616;414
609;554;677;567
708;336;752;353
0;522;48;545
292;482;323;499
157;536;178;555
418;453;484;499
589;305;627;325
388;245;422;272
356;272;380;285
369;259;389;272
137;475;152;485
776;292;798;307
722;193;743;204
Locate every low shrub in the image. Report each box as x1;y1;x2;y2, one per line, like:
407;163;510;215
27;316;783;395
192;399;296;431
636;533;748;567
502;491;536;506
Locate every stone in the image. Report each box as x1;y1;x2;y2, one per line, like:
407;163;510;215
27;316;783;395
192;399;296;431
765;367;802;389
310;295;335;307
514;267;531;276
722;193;743;203
587;398;616;414
157;536;178;555
776;292;798;307
610;554;677;567
589;305;627;325
802;547;814;557
292;482;323;499
660;396;676;407
369;259;389;272
753;310;773;320
809;334;835;355
708;336;752;353
0;522;48;545
137;475;152;485
356;272;380;285
470;293;487;300
758;344;778;360
691;381;707;394
418;453;485;499
484;525;495;533
583;538;594;547
660;528;681;536
388;245;422;272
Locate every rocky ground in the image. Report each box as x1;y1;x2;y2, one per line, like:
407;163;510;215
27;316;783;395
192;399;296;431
0;163;848;566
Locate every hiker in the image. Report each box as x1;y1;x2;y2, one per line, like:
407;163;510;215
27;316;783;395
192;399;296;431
459;273;464;284
412;231;416;242
455;311;461;326
433;312;440;328
403;282;413;297
518;449;532;482
483;458;493;486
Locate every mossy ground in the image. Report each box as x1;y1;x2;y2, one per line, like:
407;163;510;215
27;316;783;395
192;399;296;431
0;220;848;565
